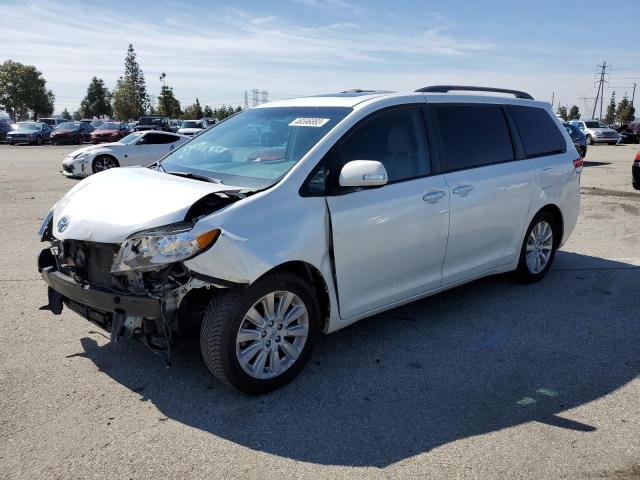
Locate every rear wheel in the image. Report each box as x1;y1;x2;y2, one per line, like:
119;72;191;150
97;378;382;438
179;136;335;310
514;212;558;283
92;155;119;173
200;272;319;394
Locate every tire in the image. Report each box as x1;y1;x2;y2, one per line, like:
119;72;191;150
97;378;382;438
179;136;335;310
92;155;119;173
578;146;586;158
76;134;83;145
513;211;559;283
586;135;594;145
51;140;58;146
607;142;617;146
35;135;42;146
200;272;319;394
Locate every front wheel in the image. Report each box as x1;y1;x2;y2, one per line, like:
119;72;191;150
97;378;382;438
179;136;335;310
35;135;43;146
586;135;594;145
92;155;119;173
200;272;319;394
513;212;558;283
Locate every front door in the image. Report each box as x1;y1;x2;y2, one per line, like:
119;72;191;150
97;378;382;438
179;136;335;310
326;106;450;319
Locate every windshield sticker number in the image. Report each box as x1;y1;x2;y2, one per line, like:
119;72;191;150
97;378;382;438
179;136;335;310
289;118;330;127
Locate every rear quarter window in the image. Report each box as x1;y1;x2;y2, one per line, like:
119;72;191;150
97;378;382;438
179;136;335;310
508;106;566;158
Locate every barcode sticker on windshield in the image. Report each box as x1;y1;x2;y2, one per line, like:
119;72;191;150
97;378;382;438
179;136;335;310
289;118;330;127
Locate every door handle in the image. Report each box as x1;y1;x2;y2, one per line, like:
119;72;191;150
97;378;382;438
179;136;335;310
423;190;446;203
452;185;473;195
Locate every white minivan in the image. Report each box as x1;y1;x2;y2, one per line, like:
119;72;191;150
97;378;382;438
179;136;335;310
38;86;582;394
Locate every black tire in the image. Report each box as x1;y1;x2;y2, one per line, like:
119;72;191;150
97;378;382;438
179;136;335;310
586;135;594;145
35;135;42;146
76;134;83;144
200;272;319;394
513;211;559;283
92;155;119;173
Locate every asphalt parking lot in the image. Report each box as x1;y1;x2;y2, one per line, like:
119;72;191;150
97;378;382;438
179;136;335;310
0;143;638;479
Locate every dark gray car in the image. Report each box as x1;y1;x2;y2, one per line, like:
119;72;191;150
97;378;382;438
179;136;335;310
563;122;587;158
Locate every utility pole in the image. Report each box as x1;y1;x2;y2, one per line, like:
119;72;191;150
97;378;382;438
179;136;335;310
592;61;610;120
244;90;249;110
632;82;637;109
260;90;268;104
251;89;259;107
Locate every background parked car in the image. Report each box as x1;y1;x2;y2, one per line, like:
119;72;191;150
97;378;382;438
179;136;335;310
80;118;105;129
177;119;208;136
169;119;182;133
563;122;587;157
0;120;12;142
39;118;68;128
569;119;620;145
90;121;131;143
62;130;189;177
51;122;93;145
6;121;52;145
633;150;640;190
616;124;640;144
135;116;171;132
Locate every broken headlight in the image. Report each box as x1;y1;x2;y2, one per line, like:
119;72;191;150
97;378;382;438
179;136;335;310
111;223;220;274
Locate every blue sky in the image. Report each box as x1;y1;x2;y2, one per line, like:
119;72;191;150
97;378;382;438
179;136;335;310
1;0;639;115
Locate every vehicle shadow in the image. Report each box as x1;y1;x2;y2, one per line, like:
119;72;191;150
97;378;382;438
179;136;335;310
583;160;611;167
73;252;639;467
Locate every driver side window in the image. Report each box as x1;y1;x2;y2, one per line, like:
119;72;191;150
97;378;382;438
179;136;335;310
338;107;430;183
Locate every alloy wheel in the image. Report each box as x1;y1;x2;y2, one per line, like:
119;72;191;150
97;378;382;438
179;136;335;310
94;157;117;172
235;291;309;380
526;220;553;274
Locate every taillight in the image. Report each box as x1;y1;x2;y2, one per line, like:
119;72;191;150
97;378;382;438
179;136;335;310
573;157;584;173
634;151;640;161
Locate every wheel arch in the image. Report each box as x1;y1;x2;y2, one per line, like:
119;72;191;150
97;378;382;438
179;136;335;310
255;261;331;332
536;203;564;247
92;154;120;170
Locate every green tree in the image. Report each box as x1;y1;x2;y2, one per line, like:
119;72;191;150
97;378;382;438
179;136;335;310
556;105;568;121
182;98;203;119
616;95;636;124
235;105;243;113
79;77;112;118
603;92;616;125
72;110;81;121
0;60;54;120
61;108;72;120
568;105;580;120
156;72;181;118
203;105;213;117
111;44;149;120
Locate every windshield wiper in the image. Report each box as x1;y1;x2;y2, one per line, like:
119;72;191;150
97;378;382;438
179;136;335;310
166;171;224;184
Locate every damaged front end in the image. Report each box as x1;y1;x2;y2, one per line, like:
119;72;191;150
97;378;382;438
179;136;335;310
37;190;247;363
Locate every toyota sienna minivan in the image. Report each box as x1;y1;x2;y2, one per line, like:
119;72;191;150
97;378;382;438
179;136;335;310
38;86;582;394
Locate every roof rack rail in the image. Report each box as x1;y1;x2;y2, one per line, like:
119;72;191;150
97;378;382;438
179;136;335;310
415;85;534;100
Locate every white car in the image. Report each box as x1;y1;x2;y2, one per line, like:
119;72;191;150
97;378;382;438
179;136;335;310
177;119;208;137
39;86;581;394
61;131;189;177
569;119;620;145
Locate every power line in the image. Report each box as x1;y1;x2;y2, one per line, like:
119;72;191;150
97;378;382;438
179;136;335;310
592;61;610;120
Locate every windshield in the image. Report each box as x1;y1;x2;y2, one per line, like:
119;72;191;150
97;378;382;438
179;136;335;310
139;117;164;125
98;122;120;130
57;122;77;130
119;132;144;144
40;119;55;126
16;122;40;131
160;107;350;189
585;121;607;128
181;120;204;129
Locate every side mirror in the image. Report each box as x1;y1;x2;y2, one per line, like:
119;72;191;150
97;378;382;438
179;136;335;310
339;160;388;187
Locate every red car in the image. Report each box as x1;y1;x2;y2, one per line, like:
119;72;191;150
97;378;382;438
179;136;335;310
90;121;131;143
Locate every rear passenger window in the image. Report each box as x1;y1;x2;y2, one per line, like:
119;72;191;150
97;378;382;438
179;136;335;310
433;104;514;171
339;108;430;183
509;106;566;158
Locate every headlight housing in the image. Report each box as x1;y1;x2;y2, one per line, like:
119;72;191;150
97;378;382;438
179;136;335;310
111;223;220;274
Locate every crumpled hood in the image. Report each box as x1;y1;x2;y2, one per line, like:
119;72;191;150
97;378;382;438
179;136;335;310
52;167;239;243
